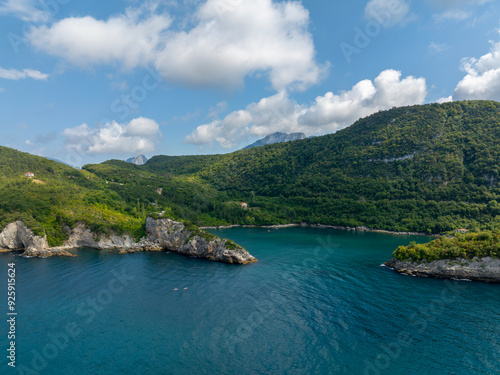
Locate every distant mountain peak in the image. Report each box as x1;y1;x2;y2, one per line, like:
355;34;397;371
126;155;148;165
244;132;306;149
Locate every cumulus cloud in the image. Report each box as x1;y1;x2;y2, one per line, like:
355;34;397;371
28;0;324;90
364;0;412;27
185;91;305;148
186;69;427;148
155;0;325;90
0;66;48;80
63;117;161;154
453;36;500;101
29;11;172;69
436;96;453;103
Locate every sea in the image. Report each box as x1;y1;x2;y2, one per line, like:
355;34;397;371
1;227;499;375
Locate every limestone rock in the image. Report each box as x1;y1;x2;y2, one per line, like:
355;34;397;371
0;218;256;264
385;257;500;283
0;221;73;257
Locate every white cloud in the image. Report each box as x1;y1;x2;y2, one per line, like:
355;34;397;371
0;0;49;22
0;66;48;80
299;69;426;130
186;69;427;148
155;0;325;90
364;0;412;27
29;11;172;69
28;0;324;90
436;96;453;103
453;36;500;101
63;117;161;155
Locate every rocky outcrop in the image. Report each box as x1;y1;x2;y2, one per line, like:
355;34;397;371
126;154;148;165
0;221;73;257
139;217;256;264
385;257;500;283
0;218;256;264
58;223;141;252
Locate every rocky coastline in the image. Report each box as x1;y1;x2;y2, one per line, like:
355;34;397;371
384;257;500;283
0;218;257;265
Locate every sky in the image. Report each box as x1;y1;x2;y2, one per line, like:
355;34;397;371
0;0;499;167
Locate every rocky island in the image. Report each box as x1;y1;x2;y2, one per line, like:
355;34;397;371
0;217;256;265
385;231;500;283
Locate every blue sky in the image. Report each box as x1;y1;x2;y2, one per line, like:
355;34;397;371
0;0;499;166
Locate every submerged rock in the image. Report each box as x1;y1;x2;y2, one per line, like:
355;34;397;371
385;257;500;283
0;218;256;264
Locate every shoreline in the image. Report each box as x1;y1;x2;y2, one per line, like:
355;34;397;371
384;257;500;283
0;218;257;264
200;223;436;237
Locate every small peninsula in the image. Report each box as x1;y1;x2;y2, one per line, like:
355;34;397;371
0;217;256;265
385;231;500;282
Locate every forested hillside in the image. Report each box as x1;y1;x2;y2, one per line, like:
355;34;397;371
3;100;500;246
114;100;500;233
0;147;152;245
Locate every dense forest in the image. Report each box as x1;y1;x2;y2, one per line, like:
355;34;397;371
2;100;500;247
0;146;151;246
88;100;500;233
393;231;500;262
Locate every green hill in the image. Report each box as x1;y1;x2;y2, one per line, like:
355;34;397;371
3;100;500;247
393;231;500;262
0;147;151;246
90;100;500;233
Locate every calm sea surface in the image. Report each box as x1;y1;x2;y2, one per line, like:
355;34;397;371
1;227;499;375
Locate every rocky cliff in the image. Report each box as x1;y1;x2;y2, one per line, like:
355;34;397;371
0;218;256;264
385;257;500;283
0;221;73;257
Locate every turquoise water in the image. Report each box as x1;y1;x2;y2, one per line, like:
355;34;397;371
1;227;499;375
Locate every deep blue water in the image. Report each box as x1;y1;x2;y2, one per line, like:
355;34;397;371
1;227;499;375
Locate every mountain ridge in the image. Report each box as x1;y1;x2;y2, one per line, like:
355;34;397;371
243;132;306;149
135;100;500;233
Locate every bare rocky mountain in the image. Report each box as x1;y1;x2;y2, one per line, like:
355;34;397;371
243;132;306;149
126;155;148;165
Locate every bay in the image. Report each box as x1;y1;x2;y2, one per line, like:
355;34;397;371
1;227;498;374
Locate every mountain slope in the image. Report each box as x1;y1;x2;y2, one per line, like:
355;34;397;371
243;132;306;149
0;147;237;247
0;146;149;246
138;100;500;233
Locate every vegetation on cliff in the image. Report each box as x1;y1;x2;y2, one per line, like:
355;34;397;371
393;231;500;262
3;100;500;247
0;147;179;246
